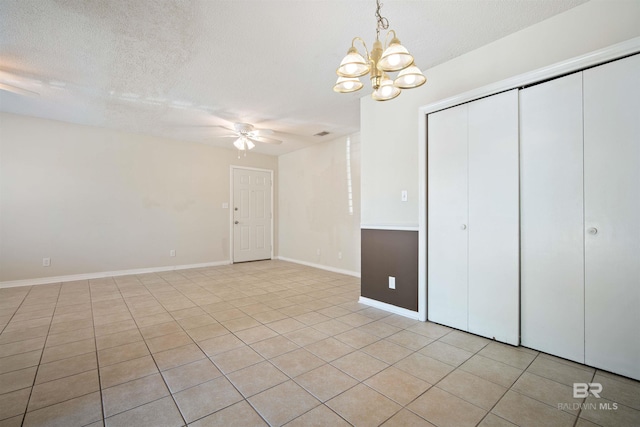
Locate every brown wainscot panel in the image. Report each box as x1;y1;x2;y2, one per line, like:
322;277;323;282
361;229;418;311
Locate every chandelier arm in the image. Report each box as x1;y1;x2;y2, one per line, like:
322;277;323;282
383;29;396;49
351;37;370;61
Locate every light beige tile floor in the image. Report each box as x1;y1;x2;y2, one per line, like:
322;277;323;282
0;260;639;427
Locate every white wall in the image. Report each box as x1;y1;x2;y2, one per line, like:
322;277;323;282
0;113;278;282
278;134;361;275
361;0;640;227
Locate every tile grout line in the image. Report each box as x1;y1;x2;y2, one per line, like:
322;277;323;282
572;369;598;427
396;330;492;425
179;268;361;426
286;315;434;427
89;277;109;425
21;282;62;427
0;286;31;335
158;270;273;427
114;274;190;427
472;347;541;427
137;268;306;426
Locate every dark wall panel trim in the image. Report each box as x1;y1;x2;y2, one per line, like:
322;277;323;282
361;229;418;311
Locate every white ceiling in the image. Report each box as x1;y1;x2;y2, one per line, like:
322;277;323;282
0;0;587;155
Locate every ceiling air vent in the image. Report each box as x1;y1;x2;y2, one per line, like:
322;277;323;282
314;131;330;137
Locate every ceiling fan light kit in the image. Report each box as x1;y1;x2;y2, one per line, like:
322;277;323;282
233;136;255;151
333;0;426;101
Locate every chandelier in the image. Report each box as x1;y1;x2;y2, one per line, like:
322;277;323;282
333;0;426;101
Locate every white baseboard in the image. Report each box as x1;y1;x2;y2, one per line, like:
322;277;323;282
276;256;360;278
0;260;232;289
358;296;421;320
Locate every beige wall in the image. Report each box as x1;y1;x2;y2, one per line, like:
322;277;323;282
0;113;278;282
278;134;361;275
361;0;640;227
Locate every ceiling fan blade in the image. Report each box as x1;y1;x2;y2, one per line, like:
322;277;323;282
0;82;39;97
215;125;237;132
251;135;283;145
250;128;274;136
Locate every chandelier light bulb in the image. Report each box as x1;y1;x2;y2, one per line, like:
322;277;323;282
337;47;370;78
371;73;400;101
394;65;426;89
387;54;401;67
378;37;414;72
334;76;363;93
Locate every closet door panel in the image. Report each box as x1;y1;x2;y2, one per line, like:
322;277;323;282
520;73;585;362
428;104;469;330
467;89;520;345
584;54;640;380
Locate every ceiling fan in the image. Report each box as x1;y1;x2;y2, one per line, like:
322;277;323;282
217;122;283;151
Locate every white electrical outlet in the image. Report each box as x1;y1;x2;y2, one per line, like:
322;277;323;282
42;257;51;267
170;250;176;257
389;276;396;289
222;202;229;209
401;190;408;202
316;248;321;256
338;252;342;259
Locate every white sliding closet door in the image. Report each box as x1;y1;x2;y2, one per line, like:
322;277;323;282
583;54;640;380
428;104;469;331
520;72;585;363
428;90;519;343
468;90;519;345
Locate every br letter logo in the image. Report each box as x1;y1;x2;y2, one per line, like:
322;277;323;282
573;383;602;398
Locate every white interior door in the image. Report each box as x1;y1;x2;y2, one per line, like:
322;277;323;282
428;103;469;331
467;90;520;345
232;168;272;263
520;72;585;363
584;54;640;380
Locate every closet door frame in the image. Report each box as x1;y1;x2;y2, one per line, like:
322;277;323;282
417;39;640;323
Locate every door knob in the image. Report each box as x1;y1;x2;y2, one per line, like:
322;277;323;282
234;221;239;225
461;224;467;230
587;227;598;235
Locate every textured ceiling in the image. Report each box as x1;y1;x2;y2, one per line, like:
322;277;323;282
0;0;587;155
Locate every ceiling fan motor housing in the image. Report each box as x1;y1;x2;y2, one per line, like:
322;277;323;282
234;123;254;134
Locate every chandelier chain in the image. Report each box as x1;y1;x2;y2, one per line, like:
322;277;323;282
375;0;389;39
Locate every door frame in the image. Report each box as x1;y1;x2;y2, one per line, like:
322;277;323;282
417;38;640;323
229;166;274;263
